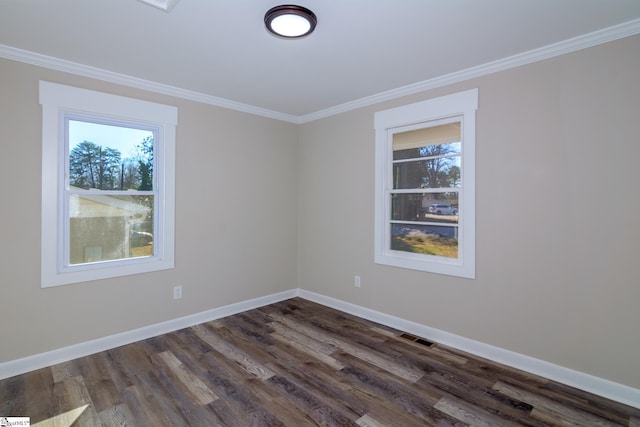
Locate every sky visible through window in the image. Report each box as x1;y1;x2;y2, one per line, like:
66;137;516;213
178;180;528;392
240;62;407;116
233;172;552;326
68;120;153;156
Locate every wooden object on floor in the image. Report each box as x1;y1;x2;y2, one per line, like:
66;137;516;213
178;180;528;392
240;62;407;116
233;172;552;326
1;297;639;426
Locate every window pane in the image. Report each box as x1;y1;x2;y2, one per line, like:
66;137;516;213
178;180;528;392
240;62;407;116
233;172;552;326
393;141;460;160
69;194;154;265
393;156;461;189
392;193;458;222
391;224;458;258
393;122;460;150
68;120;154;190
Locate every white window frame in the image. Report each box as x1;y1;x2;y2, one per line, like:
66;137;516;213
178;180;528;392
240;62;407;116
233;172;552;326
40;81;177;287
374;89;477;278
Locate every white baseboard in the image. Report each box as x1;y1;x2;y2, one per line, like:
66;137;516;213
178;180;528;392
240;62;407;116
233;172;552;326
1;287;638;409
299;289;640;409
0;289;298;381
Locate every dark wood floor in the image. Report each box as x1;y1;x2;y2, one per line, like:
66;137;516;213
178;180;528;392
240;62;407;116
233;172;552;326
1;298;639;426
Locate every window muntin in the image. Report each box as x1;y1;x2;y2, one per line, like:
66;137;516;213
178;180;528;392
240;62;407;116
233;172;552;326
40;81;176;287
374;89;477;278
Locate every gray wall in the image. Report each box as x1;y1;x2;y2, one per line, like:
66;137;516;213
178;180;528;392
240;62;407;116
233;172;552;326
0;58;299;362
298;35;640;389
1;34;639;390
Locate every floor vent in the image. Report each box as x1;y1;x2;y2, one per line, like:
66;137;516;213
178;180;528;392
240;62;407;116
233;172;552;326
400;333;434;347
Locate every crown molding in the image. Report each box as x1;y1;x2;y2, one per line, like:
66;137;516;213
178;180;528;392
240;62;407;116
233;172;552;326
0;44;301;124
1;17;639;125
298;17;640;123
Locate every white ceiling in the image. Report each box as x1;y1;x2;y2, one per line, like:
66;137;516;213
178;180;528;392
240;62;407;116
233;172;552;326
1;0;640;122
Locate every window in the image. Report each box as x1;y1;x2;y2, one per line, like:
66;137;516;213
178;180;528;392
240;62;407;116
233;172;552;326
40;81;177;287
374;89;477;278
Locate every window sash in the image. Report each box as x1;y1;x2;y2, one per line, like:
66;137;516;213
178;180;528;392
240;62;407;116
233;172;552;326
62;115;159;270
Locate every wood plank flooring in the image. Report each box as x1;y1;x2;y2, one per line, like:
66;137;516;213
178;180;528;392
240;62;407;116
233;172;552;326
1;297;639;426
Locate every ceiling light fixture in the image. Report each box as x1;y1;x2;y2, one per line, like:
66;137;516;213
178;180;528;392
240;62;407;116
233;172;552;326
264;5;317;39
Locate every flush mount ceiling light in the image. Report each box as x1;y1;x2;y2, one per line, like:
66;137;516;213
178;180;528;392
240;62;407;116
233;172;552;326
264;5;317;38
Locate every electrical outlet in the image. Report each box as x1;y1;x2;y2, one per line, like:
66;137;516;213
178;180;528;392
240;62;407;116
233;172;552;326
173;285;182;299
354;275;361;288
